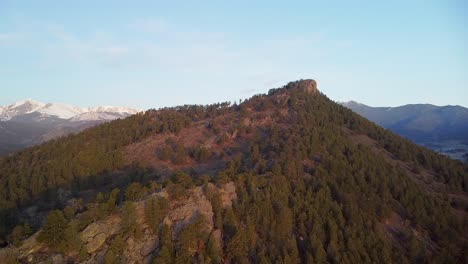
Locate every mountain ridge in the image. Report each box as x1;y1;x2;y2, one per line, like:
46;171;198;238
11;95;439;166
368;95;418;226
341;100;467;109
0;99;142;156
0;99;140;122
341;101;468;161
0;80;466;263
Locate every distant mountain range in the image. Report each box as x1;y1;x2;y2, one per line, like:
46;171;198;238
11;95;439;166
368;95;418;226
0;99;140;155
342;101;468;161
1;80;466;262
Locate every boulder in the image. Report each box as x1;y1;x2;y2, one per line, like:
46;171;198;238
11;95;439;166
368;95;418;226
81;215;122;253
85;233;107;254
139;237;158;257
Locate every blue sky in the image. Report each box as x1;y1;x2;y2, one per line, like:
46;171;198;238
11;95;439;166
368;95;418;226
0;1;467;109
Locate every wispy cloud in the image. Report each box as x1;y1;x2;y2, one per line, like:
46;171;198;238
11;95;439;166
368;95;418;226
3;18;336;89
43;24;134;67
128;18;170;33
0;33;23;44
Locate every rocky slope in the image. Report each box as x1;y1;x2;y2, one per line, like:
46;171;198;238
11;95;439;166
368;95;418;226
3;183;236;263
0;80;466;263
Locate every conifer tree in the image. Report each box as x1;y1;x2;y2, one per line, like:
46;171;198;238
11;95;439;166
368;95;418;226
153;224;174;264
37;210;69;250
122;202;138;237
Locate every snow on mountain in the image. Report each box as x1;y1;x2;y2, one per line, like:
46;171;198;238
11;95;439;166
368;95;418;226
87;106;140;115
70;111;131;122
0;99;140;122
37;103;85;119
0;99;45;121
340;101;366;108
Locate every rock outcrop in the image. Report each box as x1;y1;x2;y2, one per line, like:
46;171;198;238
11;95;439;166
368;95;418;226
4;182;237;264
81;215;122;254
163;186;214;236
217;182;237;207
298;79;318;94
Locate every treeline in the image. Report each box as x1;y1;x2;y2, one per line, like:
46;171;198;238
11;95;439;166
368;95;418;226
0;100;244;240
210;87;465;262
338;101;467;192
1;80;466;262
0;108;188;237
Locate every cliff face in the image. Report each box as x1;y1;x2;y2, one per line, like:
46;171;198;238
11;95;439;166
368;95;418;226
8;183;236;264
298;79;318;94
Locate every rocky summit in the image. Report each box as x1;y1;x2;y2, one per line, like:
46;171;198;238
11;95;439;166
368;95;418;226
0;80;466;263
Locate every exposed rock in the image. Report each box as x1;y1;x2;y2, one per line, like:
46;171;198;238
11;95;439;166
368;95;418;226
125;237;139;263
80;249;105;264
13;182;238;263
206;182;237;208
219;182;237;207
163;186;214;236
51;254;65;264
211;229;223;249
85;233;107;254
124;233;158;264
17;232;44;259
139;237;158;257
159;189;169;199
81;215;122;253
298;79;318;94
36;254;65;264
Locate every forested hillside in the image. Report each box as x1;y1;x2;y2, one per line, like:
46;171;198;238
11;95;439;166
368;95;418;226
0;80;466;263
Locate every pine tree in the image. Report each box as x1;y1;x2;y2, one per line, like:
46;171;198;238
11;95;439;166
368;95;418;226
206;233;221;264
145;196;169;233
106;188;120;213
125;182;145;201
104;234;125;264
37;210;69;250
8;223;31;246
63;221;82;253
122;202;138;237
153;224;174;264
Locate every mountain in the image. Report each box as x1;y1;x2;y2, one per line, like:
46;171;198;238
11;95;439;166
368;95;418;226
0;99;46;121
0;99;139;122
70;106;141;122
342;101;468;161
0;80;466;263
0;99;140;155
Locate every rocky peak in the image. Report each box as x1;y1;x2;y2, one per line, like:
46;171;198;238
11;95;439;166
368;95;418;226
297;79;318;94
267;79;319;97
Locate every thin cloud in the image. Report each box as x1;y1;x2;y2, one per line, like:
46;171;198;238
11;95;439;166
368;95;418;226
5;18;333;85
128;18;170;33
0;33;23;43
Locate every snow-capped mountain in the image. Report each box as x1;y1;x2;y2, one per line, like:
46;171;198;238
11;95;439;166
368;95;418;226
70;111;132;122
0;99;45;121
37;103;85;119
0;99;140;122
0;99;142;155
87;106;140;115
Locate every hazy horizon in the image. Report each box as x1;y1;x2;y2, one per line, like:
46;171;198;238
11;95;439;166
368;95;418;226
1;1;467;109
2;94;468;111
